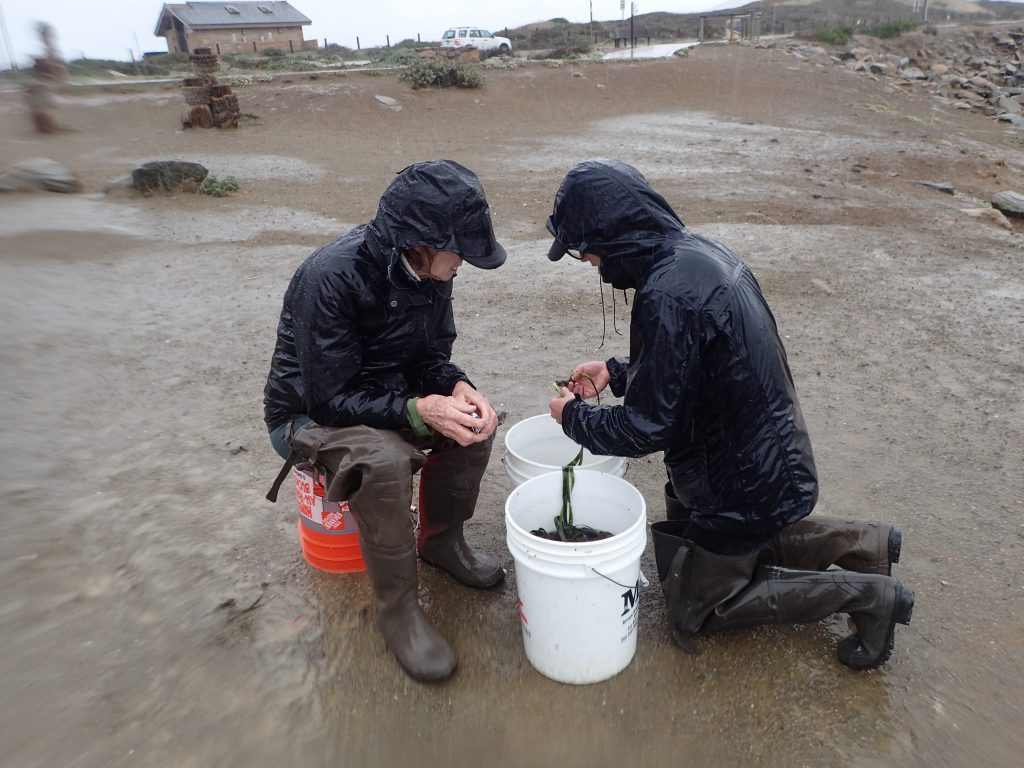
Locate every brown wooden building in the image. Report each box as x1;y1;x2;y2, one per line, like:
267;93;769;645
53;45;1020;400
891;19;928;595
155;2;315;56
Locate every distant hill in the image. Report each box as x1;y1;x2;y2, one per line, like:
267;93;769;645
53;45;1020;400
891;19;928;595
499;0;1024;52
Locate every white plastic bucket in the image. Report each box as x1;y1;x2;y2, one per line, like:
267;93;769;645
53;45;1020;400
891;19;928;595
505;469;648;684
503;414;626;489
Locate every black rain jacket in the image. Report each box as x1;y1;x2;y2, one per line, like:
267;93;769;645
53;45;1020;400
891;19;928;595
549;159;818;537
263;161;494;432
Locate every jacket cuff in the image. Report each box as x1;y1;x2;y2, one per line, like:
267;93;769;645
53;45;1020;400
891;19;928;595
405;397;431;437
607;356;629;398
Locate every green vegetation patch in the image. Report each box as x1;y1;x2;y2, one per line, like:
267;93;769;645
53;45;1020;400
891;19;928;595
199;175;240;197
399;58;483;89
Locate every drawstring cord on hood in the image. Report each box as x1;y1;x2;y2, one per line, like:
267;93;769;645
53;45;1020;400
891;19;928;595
596;275;630;350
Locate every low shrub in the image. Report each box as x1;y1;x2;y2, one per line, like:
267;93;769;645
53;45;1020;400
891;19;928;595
865;20;920;39
818;27;854;46
199;175;240;197
399;58;483;89
482;55;527;70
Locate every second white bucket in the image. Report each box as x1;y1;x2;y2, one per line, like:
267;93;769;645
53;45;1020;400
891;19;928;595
504;414;626;489
505;469;648;685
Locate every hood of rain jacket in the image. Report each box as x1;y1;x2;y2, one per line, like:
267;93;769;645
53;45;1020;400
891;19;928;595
548;158;818;536
263;160;503;432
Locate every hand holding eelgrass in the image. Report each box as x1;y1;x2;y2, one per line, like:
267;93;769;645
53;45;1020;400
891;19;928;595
549;361;609;424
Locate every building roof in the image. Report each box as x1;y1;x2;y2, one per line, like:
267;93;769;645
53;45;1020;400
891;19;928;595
155;2;311;36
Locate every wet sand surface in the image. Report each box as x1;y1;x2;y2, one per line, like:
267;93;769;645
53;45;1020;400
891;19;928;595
1;44;1023;766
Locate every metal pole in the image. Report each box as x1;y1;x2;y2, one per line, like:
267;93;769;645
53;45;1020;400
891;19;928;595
0;0;18;70
630;3;634;59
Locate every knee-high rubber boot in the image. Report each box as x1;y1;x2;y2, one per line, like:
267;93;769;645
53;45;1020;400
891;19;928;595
665;482;690;522
759;517;902;576
359;540;457;682
417;434;505;589
653;521;914;670
704;565;915;670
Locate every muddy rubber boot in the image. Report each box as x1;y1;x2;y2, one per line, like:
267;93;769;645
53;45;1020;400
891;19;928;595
653;521;914;669
664;481;690;522
362;542;457;682
652;521;759;653
417;435;504;589
759;517;902;575
703;566;915;671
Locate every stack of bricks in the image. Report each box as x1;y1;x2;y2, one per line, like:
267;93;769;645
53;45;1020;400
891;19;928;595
181;47;240;129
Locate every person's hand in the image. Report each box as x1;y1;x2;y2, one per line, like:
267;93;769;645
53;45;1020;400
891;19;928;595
452;380;498;437
417;392;492;446
567;361;610;399
549;386;577;425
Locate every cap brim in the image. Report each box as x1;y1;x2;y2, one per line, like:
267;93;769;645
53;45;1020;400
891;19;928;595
547;238;568;262
462;232;507;270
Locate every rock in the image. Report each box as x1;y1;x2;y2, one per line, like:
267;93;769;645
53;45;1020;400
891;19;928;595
961;207;1013;230
996;113;1024;125
917;180;955;194
131;161;208;193
374;95;401;110
992;191;1024;218
903;68;928;80
931;63;950;75
0;157;82;193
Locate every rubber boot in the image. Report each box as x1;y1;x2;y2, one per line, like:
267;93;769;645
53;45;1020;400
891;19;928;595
417;435;505;589
759;516;902;576
665;481;690;522
361;541;457;682
652;521;914;670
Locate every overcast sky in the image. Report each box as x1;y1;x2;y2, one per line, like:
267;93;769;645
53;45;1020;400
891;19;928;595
0;1;755;65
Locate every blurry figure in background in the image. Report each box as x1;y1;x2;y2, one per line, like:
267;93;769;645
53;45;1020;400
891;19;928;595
264;160;506;683
26;22;66;134
545;158;914;671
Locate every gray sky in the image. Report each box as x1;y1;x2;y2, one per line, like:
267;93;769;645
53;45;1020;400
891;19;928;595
0;1;744;65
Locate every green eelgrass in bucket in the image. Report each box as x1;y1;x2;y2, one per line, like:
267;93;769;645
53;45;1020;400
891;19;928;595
531;379;614;543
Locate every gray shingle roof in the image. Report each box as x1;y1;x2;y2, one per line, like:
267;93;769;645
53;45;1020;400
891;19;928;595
157;2;311;34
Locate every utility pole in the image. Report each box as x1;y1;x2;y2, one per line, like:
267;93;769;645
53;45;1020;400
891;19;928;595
630;2;636;59
922;0;929;22
590;1;594;44
0;0;18;70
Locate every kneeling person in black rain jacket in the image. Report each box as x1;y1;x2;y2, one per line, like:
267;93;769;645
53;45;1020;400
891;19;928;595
264;160;506;683
545;158;913;670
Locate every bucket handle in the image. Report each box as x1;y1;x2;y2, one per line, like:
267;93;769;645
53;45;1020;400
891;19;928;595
590;567;649;589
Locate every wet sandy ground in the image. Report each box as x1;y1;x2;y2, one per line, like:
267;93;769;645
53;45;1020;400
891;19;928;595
1;44;1023;766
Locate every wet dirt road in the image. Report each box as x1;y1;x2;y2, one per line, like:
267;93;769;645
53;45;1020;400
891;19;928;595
1;44;1023;766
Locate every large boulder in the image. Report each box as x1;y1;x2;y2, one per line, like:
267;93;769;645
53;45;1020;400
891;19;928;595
0;158;81;193
991;191;1024;219
130;161;208;193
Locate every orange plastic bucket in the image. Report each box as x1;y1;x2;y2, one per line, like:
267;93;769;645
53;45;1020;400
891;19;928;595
292;466;366;574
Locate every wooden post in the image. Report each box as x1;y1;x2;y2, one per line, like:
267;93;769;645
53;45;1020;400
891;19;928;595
356;36;360;50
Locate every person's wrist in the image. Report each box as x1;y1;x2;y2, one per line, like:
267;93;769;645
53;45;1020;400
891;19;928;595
406;397;431;437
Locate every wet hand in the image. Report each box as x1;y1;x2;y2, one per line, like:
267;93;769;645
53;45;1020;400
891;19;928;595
568;361;610;399
549;386;576;425
417;394;491;445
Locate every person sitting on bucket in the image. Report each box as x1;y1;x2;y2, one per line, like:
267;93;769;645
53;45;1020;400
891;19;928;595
545;158;914;670
264;159;506;683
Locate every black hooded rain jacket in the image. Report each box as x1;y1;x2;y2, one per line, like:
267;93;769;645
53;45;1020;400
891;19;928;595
548;159;818;537
263;160;501;433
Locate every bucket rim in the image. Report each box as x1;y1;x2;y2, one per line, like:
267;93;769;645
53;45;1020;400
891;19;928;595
504;469;646;559
503;414;623;472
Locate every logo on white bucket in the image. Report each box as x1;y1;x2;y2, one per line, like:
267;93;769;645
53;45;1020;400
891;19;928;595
620;579;641;642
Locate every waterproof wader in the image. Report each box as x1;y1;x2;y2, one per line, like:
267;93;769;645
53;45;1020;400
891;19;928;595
268;421;502;682
664;479;900;575
652;521;914;670
758;516;901;576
